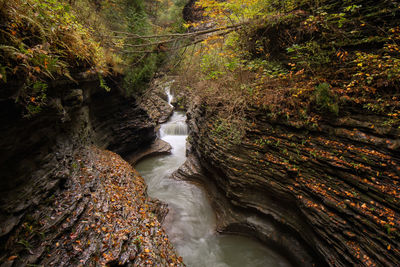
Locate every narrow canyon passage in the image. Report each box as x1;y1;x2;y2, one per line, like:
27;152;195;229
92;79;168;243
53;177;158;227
135;89;290;267
1;1;399;266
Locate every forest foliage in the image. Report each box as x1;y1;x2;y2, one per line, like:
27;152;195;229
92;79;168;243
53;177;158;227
0;0;169;117
178;0;400;132
2;0;399;122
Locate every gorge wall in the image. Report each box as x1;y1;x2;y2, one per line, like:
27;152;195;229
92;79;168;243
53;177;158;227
181;97;400;267
0;78;183;266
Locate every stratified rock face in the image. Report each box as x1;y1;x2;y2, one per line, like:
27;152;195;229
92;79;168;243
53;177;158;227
1;147;183;266
0;79;153;228
0;79;181;266
89;85;156;156
126;139;172;166
186;98;400;267
138;78;174;124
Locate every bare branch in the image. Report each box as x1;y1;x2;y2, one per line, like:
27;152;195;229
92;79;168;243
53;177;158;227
110;21;248;40
122;28;235;54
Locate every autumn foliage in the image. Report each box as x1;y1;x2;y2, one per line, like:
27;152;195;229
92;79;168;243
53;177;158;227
178;0;400;130
178;1;400;265
0;0;161;117
0;147;184;266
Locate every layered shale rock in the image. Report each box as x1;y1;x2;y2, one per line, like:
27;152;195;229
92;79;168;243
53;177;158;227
184;98;400;267
89;83;156;157
138;77;174;124
1;147;183;266
0;78;182;266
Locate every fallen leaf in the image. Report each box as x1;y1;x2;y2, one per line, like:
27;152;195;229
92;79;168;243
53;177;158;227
7;256;17;261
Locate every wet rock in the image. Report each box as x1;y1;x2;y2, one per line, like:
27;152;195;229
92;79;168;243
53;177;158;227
63;89;83;107
0;147;184;266
0;77;179;266
89;85;155;156
126;138;172;166
149;198;169;224
138;78;174;124
170;95;186;111
172;154;315;267
184;97;400;267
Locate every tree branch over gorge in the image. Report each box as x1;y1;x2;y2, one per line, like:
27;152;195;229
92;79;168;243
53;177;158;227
104;22;249;53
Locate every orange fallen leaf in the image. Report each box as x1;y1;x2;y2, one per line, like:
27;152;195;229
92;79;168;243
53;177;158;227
7;256;17;261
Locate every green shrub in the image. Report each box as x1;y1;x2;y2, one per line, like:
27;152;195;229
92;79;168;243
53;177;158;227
314;83;339;116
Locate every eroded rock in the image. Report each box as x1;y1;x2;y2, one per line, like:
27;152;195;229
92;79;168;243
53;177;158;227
0;78;181;266
183;97;400;266
126;138;172;165
1;147;183;266
138;77;175;124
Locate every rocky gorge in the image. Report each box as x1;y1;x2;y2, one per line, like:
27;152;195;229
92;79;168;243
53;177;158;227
171;94;400;266
168;1;400;266
1;0;400;266
0;76;184;266
1;72;399;266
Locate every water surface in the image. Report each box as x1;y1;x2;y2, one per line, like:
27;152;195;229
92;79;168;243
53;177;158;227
135;91;290;267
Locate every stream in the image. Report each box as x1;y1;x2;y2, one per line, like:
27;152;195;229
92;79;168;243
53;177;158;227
135;87;290;267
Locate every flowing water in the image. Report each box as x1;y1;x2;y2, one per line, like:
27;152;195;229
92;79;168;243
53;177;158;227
135;87;291;267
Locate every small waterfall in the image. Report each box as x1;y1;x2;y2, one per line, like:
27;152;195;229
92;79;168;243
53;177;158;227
135;83;290;267
160;121;188;137
165;85;173;107
160;85;188;137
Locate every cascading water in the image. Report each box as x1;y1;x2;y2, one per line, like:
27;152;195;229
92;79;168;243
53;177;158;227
165;84;174;107
160;118;188;137
135;87;290;267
